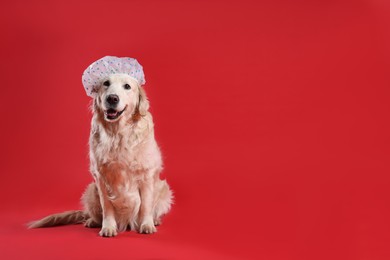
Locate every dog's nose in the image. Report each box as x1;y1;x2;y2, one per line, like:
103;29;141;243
106;94;119;106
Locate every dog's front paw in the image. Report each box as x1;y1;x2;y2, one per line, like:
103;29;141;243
99;226;117;237
139;222;157;234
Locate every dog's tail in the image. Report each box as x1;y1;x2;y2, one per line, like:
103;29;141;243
28;210;88;228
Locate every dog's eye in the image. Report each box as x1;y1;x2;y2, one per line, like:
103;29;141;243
124;84;131;90
103;80;110;87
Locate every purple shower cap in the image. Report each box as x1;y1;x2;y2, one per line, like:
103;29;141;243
82;56;146;97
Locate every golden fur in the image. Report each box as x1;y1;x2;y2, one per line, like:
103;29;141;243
29;74;173;237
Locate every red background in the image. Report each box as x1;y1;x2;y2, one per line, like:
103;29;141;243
1;0;390;259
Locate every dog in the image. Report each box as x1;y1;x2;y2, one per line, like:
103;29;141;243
29;73;173;237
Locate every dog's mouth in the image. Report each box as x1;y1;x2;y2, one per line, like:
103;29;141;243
104;106;127;121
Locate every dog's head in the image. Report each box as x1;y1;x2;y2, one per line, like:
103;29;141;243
93;74;149;122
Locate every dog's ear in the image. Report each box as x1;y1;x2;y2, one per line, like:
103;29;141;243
133;87;149;121
92;97;98;113
138;87;150;115
92;96;102;112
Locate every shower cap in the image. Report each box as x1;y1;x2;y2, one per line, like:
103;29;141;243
82;56;145;97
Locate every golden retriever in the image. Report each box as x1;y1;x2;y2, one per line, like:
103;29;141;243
29;73;173;237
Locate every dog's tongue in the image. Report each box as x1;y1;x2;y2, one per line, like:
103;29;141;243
107;109;118;117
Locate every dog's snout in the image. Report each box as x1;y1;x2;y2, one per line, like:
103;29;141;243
106;94;119;106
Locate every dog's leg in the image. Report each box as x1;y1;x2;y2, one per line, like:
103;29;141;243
84;218;101;228
153;179;173;226
96;179;117;237
138;172;156;234
82;183;102;228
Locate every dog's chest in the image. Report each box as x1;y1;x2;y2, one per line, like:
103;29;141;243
93;127;148;171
